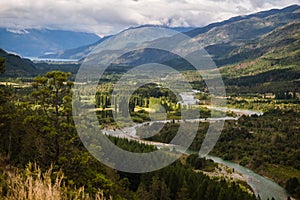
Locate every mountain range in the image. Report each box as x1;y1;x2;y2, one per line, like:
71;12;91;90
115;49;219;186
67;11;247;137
39;25;195;60
0;4;299;83
0;29;100;57
41;4;300;61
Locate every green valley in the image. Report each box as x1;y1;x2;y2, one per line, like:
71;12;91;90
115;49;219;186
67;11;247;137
0;4;299;200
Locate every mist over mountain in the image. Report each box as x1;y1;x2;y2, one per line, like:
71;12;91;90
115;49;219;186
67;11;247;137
40;5;300;61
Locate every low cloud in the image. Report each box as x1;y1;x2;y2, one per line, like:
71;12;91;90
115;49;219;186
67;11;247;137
0;0;299;36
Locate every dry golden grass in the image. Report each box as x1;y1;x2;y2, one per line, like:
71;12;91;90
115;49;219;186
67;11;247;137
2;163;109;200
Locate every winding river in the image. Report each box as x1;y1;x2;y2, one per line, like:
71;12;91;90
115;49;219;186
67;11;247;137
206;155;288;200
103;92;288;200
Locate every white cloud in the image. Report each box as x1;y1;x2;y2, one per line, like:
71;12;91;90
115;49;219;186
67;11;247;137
0;0;299;36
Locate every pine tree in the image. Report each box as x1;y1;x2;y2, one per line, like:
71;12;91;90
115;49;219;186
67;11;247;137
31;71;74;162
176;181;191;200
0;57;5;73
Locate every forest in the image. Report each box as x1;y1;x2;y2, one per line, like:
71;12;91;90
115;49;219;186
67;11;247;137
0;69;257;199
143;106;300;199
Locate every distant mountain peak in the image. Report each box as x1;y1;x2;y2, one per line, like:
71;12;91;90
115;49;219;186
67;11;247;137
124;24;195;33
281;4;300;12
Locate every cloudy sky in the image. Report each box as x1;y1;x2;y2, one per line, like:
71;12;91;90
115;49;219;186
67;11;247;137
0;0;299;36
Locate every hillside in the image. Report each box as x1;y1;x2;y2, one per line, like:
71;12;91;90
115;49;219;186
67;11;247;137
0;49;80;78
0;49;38;77
207;21;300;67
216;21;300;74
212;21;300;94
188;4;299;41
74;17;300;89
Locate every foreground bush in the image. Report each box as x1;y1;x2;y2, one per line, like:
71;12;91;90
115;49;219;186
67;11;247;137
2;163;109;200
